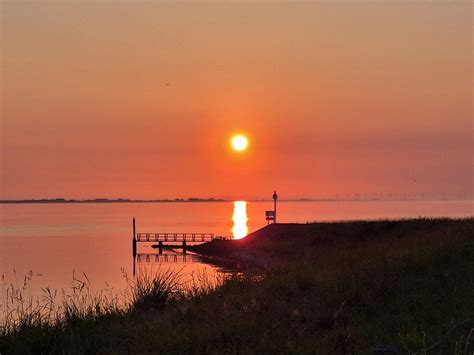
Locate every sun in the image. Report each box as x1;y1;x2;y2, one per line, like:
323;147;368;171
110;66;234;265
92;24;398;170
231;134;248;151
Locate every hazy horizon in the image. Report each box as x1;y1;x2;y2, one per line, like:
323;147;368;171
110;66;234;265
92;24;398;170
0;192;471;202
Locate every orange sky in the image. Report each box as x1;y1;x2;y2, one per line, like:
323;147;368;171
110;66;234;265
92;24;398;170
1;2;472;200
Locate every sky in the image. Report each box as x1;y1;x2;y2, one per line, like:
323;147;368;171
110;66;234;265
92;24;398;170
1;1;472;200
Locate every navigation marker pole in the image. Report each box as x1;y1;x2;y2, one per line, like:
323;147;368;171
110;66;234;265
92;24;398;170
273;190;278;223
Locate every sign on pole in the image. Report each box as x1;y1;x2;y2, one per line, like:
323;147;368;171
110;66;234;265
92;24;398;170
265;210;275;221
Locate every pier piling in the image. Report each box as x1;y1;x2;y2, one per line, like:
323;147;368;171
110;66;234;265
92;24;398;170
132;218;137;257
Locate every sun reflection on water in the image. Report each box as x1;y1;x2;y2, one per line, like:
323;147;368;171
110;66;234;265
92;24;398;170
232;201;248;239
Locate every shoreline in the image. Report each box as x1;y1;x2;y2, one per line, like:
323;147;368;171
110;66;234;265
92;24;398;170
189;217;474;267
2;217;473;353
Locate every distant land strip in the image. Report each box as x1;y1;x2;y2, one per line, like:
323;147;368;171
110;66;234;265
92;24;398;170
0;197;471;204
0;198;226;204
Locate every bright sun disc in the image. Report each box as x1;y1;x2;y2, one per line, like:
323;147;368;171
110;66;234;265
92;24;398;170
231;135;248;151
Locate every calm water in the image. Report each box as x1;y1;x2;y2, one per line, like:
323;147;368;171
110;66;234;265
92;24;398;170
1;200;472;306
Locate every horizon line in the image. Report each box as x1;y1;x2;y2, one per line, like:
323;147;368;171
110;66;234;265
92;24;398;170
1;196;472;204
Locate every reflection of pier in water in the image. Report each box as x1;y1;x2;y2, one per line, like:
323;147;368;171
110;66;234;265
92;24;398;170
133;252;203;275
137;253;197;264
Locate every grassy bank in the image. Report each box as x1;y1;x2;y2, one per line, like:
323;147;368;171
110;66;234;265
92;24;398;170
1;218;473;354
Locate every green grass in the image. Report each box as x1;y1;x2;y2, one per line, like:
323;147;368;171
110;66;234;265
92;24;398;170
1;218;473;354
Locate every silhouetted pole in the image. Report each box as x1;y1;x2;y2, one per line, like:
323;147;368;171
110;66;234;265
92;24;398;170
132;218;137;257
133;254;136;276
273;190;278;223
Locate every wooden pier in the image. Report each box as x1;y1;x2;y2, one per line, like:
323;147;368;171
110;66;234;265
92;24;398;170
132;218;222;258
136;232;214;243
131;218;232;275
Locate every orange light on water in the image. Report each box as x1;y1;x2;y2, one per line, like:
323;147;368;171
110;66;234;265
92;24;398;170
232;201;248;239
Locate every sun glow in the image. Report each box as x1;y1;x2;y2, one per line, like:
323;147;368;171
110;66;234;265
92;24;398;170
231;134;248;151
232;201;248;239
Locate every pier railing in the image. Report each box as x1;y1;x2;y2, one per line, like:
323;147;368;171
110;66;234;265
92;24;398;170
136;232;214;243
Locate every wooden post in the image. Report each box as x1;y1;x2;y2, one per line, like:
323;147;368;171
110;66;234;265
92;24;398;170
182;240;187;254
158;241;163;254
132;254;136;276
132;218;137;257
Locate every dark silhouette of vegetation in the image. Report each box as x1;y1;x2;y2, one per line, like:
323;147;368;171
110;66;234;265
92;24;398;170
1;218;473;353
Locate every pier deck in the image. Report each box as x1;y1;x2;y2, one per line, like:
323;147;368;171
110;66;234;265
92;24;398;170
136;232;214;243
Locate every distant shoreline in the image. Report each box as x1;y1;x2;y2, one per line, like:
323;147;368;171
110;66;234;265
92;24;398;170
0;198;226;204
0;198;471;204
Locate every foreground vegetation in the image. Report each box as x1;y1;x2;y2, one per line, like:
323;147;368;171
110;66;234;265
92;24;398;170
1;218;473;354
